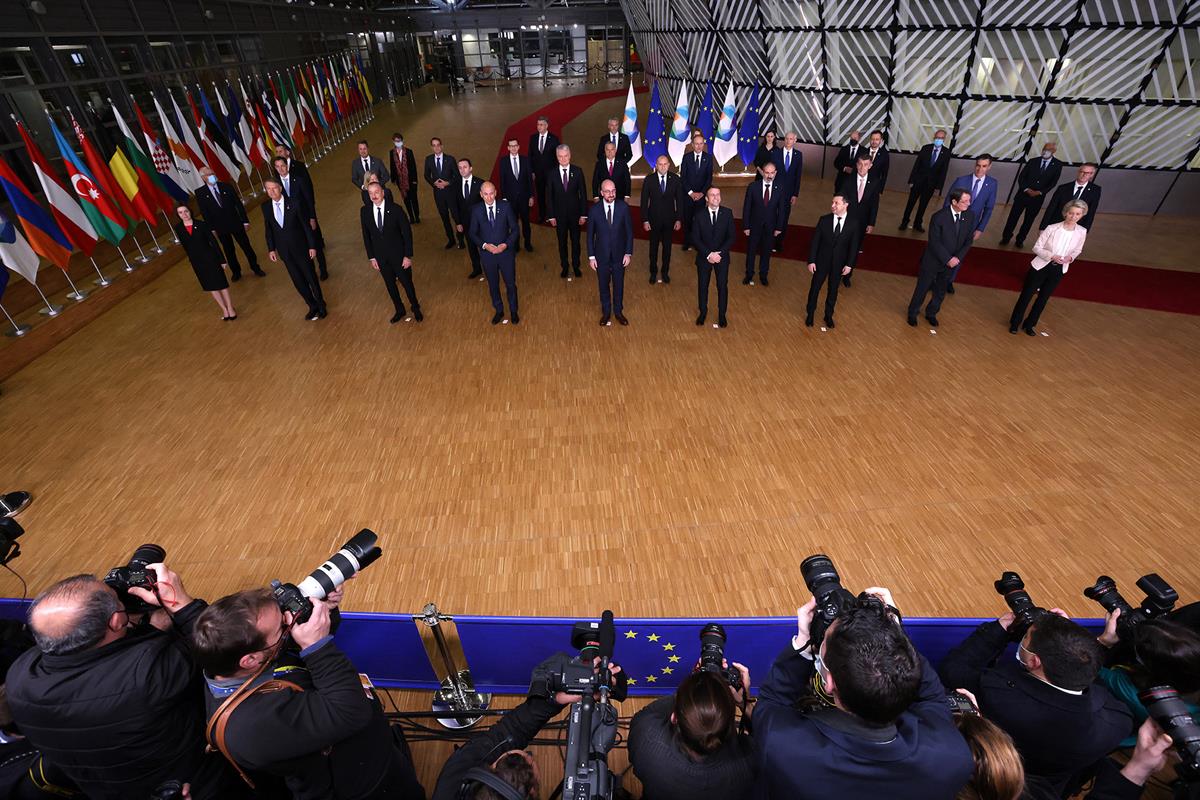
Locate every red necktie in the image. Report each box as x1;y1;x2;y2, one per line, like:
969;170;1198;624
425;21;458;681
764;184;770;205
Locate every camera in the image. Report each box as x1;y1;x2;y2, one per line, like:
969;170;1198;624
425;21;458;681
104;544;166;612
993;571;1047;639
698;623;743;690
148;779;184;800
800;554;856;647
0;516;23;565
946;691;979;717
1138;685;1200;780
1083;573;1178;642
270;529;382;623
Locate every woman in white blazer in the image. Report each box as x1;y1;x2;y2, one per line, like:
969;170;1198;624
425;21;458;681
1009;199;1088;335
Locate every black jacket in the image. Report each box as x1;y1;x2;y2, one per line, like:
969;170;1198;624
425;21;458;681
741;178;788;232
808;213;861;271
921;207;976;271
939;621;1133;795
546;164;588;221
690;206;734;264
262;196;317;259
204;640;423;800
499;154;534;204
279;172;317;222
591;157;632;200
195;182;250;233
907;143;952;190
1015;155;1063;196
640;170;685;226
431;695;565;800
1040;181;1102;232
5;600;244;800
835;171;882;229
450;176;484;228
361;200;414;266
423;152;457;192
528;131;560;178
595;131;633;163
628;695;755;800
833;140;866;175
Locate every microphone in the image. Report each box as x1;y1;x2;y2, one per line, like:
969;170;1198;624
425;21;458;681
597;610;615;703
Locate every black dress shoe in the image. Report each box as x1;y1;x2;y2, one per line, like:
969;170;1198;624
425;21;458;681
491;312;504;325
222;316;231;321
946;283;955;294
663;275;670;284
444;241;455;250
412;219;421;224
718;316;728;328
319;270;329;281
414;309;424;322
898;222;908;231
306;310;320;321
825;318;835;329
525;244;534;252
907;316;918;327
999;237;1011;246
805;313;814;327
317;308;327;319
649;275;657;284
913;224;925;233
1009;325;1019;334
1024;326;1037;336
615;313;628;326
842;275;851;287
560;268;569;279
457;243;465;250
760;276;769;286
742;276;751;285
231;273;241;282
696;311;706;326
573;267;582;277
227;314;237;321
599;314;610;326
510;313;519;325
467;270;482;280
1015;239;1025;248
390;312;404;324
926;315;938;327
253;269;266;277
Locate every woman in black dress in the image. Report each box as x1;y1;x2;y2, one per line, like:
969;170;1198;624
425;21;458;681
753;131;778;177
174;204;236;320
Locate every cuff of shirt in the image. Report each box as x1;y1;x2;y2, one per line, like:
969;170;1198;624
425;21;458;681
791;636;814;658
299;635;334;658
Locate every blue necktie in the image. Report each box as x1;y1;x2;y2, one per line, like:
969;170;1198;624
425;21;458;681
931;147;939;165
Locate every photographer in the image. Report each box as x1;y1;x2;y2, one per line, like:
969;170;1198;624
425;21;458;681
753;588;974;799
4;567;245;800
939;608;1132;795
627;663;755;800
191;586;424;800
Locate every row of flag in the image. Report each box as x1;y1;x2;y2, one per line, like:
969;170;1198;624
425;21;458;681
0;51;375;324
619;79;763;171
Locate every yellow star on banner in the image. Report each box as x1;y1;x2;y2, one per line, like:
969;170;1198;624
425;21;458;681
647;634;660;642
627;677;637;684
624;631;638;639
662;642;675;651
668;655;681;663
661;666;674;675
646;675;658;683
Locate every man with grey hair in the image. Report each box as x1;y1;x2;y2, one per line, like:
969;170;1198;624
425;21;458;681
546;144;588;280
194;166;263;281
5;566;244;799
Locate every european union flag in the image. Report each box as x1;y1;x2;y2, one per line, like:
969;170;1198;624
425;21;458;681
696;81;715;142
642;81;668;167
737;83;761;168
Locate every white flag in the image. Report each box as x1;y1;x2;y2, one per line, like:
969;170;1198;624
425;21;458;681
621;82;642;169
668;82;691;166
153;94;204;191
712;83;739;168
0;227;42;286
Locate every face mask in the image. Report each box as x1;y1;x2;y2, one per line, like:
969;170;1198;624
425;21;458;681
1016;642;1032;670
1041;150;1053;159
394;140;403;148
849;138;858;145
206;175;217;186
934;138;945;146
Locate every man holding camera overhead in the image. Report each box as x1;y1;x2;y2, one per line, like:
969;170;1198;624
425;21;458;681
192;584;424;800
5;558;247;800
752;577;973;799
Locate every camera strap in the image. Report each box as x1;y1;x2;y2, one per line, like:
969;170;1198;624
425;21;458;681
205;660;306;789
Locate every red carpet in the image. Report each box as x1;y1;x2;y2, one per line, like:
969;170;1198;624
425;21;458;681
491;88;1200;317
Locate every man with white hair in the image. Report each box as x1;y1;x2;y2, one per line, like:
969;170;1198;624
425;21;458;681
546;144;588;280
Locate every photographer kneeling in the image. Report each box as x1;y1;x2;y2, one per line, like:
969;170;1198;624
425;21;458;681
192;587;424;800
753;585;974;799
628;659;755;800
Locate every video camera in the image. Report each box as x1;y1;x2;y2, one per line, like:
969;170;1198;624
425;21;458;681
148;779;184;800
270;529;382;623
1083;573;1178;642
698;623;743;690
104;544;166;613
1138;685;1200;783
994;571;1048;639
800;554;856;648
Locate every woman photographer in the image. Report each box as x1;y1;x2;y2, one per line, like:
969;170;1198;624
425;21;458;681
627;662;755;800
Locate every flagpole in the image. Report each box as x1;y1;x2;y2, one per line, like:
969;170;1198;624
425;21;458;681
144;220;166;255
161;210;180;243
61;266;89;302
33;283;63;316
89;256;112;287
0;302;31;337
129;229;152;263
115;244;136;272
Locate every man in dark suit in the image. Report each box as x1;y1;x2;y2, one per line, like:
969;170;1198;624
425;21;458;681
468;182;520;325
360;181;421;325
741;162;787;286
528;116;560;224
1040;163;1102;233
899;128;951;232
499;137;534;252
691;188;734;328
907;187;975;327
806;194;860;328
833;130;863;179
272;156;327;281
424;137;458;249
640;154;684;285
595;117;632;164
591;142;631;204
753;588;975;800
262;178;324;320
864;129;891;189
546;144;588;280
450;158;485;279
195;167;263;281
679;133;714;251
587;179;634;327
388;131;420;225
770;131;803;249
350;140;389;192
999;141;1061;247
835;154;881;287
274;143;310;186
940;610;1133;795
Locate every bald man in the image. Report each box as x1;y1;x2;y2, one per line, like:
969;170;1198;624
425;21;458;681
5;570;244;799
587;179;634;326
469;181;521;325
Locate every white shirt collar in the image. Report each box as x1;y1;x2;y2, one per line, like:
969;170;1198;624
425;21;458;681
834;214;845;222
373;202;385;212
1075;182;1088;189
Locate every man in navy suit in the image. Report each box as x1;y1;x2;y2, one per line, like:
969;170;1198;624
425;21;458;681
741;162;787;286
261;178;323;320
899;128;951;233
273;155;327;281
424;137;458;249
639;155;684;284
908;187;976;327
1001;141;1062;247
864;129;890;190
770;130;803;249
942;155;998;291
679;133;713;251
691;188;734;328
451;158;485;280
587;179;634;327
753;588;975;800
528;116;560;223
595;117;633;164
499;137;534;252
468;182;520;326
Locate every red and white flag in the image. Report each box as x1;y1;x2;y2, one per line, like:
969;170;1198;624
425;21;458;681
187;87;239;184
153;93;205;191
14;118;98;257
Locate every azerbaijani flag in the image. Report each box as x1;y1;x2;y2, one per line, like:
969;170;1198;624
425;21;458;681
48;115;128;244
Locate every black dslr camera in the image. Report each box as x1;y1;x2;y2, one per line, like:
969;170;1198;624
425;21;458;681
698;623;743;690
800;554;856;648
994;571;1047;639
271;529;382;623
104;544;166;612
1138;686;1200;782
1083;573;1178;642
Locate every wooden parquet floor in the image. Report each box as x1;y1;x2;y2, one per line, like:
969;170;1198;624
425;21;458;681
0;80;1198;625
